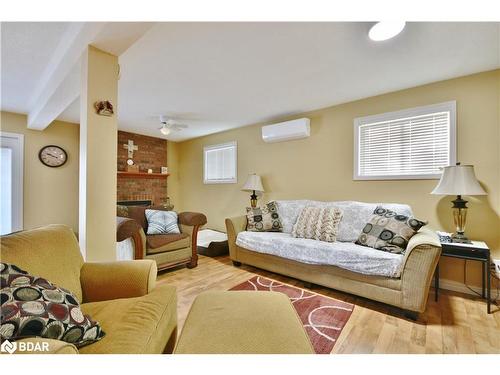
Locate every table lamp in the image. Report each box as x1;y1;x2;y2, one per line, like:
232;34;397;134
431;163;487;243
242;173;264;208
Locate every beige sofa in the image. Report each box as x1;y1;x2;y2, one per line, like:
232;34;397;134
226;200;441;317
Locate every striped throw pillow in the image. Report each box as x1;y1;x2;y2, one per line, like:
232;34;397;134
292;206;343;242
145;209;180;235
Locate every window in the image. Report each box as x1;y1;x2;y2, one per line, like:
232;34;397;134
354;101;456;180
204;141;237;184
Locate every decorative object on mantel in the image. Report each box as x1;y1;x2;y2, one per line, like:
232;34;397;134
161;196;174;210
147;169;153;174
161;166;168;174
123;140;138;159
242;173;265;208
94;100;114;116
431;162;487;244
126;158;139;172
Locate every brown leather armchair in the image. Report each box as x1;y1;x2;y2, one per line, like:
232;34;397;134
117;206;207;271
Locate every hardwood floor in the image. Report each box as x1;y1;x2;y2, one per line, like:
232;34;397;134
156;255;500;354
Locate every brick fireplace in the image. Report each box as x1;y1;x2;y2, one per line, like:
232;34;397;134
117;131;168;205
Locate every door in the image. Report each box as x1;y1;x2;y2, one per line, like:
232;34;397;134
0;132;24;235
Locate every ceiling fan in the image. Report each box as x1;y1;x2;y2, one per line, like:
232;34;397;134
158;115;188;135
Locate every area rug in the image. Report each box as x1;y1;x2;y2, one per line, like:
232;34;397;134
229;276;354;354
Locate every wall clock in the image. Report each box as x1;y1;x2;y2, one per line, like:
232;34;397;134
38;145;68;168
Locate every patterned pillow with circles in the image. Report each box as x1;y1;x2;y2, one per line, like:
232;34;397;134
145;209;180;235
355;206;427;254
0;263;105;347
246;201;283;232
292;206;343;242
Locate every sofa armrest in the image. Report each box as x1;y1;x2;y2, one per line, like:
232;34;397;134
225;216;247;260
80;260;157;303
178;212;207;226
117;217;146;259
400;227;441;312
12;338;78;354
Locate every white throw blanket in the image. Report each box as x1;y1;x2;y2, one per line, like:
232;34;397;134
236;231;404;278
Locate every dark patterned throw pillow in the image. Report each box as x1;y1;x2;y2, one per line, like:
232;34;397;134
246;201;283;232
355;206;427;254
0;263;105;347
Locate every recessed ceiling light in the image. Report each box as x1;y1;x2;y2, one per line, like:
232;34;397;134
369;21;406;41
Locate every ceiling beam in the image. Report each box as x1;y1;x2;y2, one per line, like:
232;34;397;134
27;22;154;130
27;23;106;130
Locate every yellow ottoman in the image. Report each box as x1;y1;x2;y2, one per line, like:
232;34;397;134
174;291;314;354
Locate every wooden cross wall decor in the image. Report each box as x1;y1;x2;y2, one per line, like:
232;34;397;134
123;140;138;158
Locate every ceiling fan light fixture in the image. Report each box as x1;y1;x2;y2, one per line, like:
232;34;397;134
160;126;171;136
369;21;406;41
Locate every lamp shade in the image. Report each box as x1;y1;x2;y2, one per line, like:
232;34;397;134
431;165;487;196
242;173;264;193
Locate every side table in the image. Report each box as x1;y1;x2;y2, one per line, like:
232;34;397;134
434;240;491;313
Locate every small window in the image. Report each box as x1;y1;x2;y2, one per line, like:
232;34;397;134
204;141;237;184
354;101;456;180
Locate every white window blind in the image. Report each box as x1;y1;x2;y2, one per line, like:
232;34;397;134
354;101;456;180
204;141;237;184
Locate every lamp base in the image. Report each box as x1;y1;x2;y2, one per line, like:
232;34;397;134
450;195;472;244
451;232;472;244
250;191;258;208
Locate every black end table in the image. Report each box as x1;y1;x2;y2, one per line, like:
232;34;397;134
434;240;491;313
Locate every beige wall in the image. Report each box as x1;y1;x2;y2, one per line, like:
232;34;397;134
177;70;500;287
0;111;79;233
166;140;181;208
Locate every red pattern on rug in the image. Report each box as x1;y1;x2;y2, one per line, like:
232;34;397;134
230;276;354;354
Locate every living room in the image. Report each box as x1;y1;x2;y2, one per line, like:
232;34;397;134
1;1;499;372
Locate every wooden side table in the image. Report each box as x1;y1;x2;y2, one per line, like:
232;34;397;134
434;240;491;313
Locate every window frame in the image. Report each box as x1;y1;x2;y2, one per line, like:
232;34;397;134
203;141;238;184
0;131;24;234
353;101;456;181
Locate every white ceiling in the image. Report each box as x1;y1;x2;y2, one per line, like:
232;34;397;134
2;22;500;141
1;22;71;112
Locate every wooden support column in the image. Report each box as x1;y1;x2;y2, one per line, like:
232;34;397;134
79;45;118;261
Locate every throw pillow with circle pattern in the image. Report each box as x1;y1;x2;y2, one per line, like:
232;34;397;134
246;201;283;232
355;206;427;254
0;263;105;347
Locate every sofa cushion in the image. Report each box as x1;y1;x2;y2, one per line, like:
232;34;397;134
79;284;177;354
145;209;180;235
356;206;427;254
126;206;148;231
275;200;413;242
236;231;404;278
146;233;189;252
292;206;342;242
246;201;282;232
0;263;105;347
